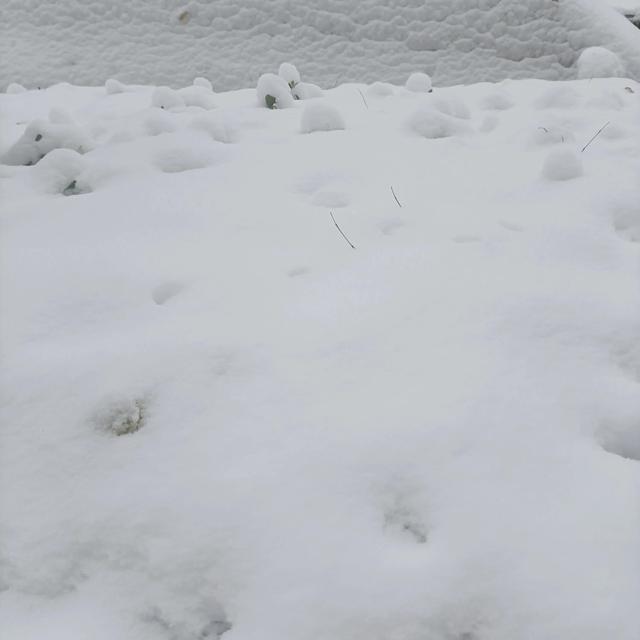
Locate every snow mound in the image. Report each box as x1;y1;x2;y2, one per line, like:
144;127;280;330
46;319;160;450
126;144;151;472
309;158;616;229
407;105;471;139
577;46;626;78
542;147;584;181
406;72;433;93
151;86;185;110
6;82;26;94
2;0;640;89
292;82;324;101
1;77;640;640
300;102;346;133
105;78;127;95
193;77;213;91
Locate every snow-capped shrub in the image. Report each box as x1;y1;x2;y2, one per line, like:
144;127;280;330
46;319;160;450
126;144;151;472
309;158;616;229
178;85;217;110
407;107;470;139
368;82;395;97
256;73;294;109
541;148;583;181
6;82;27;94
577;47;625;79
405;72;432;93
193;76;213;91
300;102;346;133
1;119;93;166
279;62;301;89
292;82;324;100
151;86;185;110
105;78;126;94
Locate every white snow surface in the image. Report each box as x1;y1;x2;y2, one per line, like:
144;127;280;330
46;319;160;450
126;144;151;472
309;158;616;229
2;0;640;90
1;77;640;640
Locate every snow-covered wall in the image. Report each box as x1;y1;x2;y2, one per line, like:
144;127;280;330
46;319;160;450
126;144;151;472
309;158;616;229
2;0;640;89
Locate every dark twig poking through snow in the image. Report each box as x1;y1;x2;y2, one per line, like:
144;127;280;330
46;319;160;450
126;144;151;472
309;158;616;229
330;211;356;249
390;185;403;208
357;89;369;109
581;121;610;153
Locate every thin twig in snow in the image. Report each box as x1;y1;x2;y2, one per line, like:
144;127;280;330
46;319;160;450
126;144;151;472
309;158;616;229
330;211;356;249
390;185;403;208
581;121;610;153
357;89;369;109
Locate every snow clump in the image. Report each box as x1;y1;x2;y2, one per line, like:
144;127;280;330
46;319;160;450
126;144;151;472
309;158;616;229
300;102;346;133
105;78;126;94
576;47;625;79
279;62;301;89
292;82;323;100
193;77;213;91
541;148;584;181
405;72;433;93
6;82;27;94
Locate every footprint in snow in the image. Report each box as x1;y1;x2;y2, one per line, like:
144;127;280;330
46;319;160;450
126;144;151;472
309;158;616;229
612;204;640;243
378;217;405;236
287;266;310;278
152;281;186;305
453;234;482;243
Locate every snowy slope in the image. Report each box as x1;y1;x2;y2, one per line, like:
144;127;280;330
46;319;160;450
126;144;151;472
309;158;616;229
2;0;640;90
1;75;640;640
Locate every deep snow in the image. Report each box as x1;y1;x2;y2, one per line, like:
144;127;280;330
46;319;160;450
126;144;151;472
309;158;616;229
2;0;640;90
1;74;640;640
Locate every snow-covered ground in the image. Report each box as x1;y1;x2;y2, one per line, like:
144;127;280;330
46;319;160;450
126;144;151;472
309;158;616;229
1;73;640;640
3;0;640;90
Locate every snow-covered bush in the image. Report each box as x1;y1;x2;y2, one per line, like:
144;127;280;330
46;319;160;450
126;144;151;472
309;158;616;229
105;78;126;94
279;62;301;89
1;119;93;166
300;102;345;133
407;106;470;139
6;82;27;94
292;82;323;100
577;47;625;79
193;76;213;91
256;73;294;109
151;86;185;110
405;72;432;93
541;148;584;181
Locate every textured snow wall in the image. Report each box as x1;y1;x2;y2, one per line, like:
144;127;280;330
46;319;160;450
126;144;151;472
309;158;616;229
1;0;640;90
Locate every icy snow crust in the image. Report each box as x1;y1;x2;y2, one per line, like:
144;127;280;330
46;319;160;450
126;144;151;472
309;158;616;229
2;0;640;90
2;76;640;640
